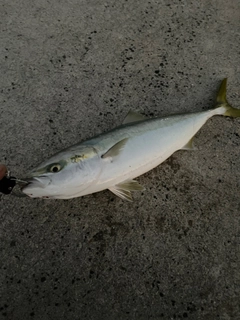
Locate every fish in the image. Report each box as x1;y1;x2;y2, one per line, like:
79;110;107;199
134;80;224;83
22;79;240;201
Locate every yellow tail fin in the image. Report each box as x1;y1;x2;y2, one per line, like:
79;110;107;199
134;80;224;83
217;78;240;117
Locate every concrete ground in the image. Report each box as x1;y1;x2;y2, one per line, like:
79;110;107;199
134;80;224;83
0;0;240;319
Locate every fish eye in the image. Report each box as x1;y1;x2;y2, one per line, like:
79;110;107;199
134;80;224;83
49;164;62;173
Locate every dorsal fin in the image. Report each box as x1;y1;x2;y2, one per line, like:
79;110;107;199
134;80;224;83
122;111;146;124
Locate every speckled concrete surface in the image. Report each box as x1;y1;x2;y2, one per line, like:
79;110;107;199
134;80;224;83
0;0;240;319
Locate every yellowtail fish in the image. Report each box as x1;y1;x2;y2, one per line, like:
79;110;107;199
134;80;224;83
22;79;240;201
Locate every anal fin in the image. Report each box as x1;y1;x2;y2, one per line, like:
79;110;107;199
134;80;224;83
109;180;144;201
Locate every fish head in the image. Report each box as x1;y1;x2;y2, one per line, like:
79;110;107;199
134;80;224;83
21;145;100;199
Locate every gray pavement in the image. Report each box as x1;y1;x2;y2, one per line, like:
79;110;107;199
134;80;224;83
0;0;240;319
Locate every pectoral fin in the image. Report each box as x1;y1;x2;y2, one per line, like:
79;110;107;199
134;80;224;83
109;180;145;201
181;137;196;150
122;110;146;124
102;138;128;159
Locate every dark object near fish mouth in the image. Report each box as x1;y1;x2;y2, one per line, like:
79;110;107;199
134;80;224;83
0;176;30;197
0;176;17;195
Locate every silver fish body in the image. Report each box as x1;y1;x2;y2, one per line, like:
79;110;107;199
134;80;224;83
22;79;240;201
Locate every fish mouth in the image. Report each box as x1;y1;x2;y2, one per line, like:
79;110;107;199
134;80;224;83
21;176;51;190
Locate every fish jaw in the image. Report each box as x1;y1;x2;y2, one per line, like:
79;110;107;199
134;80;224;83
21;176;54;198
